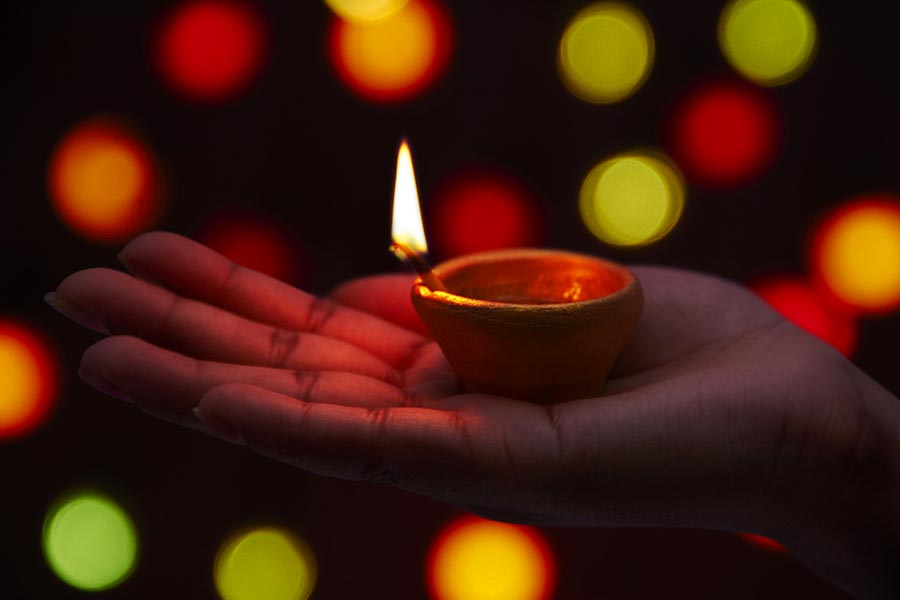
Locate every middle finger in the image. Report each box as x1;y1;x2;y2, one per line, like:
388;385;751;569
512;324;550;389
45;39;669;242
79;335;422;425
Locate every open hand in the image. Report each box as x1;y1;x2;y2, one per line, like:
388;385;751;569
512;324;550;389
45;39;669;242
48;232;900;599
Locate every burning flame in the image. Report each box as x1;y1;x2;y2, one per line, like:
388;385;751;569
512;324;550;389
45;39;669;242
391;139;428;255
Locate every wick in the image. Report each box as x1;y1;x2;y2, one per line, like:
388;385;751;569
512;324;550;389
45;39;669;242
389;242;449;292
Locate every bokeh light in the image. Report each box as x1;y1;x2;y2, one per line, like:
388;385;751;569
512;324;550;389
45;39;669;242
430;169;543;258
752;276;857;357
328;0;452;102
719;0;817;86
0;320;57;440
427;515;556;600
197;209;307;284
810;196;900;314
325;0;410;22
154;0;267;102
666;79;780;189
43;491;139;591
558;2;654;104
739;533;788;553
214;526;317;600
48;118;162;243
579;151;685;246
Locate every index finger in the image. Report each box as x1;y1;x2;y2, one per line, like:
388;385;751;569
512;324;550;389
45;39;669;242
119;231;427;368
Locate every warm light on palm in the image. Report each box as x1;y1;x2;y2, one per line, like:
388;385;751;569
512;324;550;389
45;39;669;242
49;231;900;599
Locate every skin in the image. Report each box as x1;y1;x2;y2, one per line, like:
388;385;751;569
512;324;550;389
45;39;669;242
48;231;900;599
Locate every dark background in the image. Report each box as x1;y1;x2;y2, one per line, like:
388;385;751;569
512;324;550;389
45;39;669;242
2;0;898;598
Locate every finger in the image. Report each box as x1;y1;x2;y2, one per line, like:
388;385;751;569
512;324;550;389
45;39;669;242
118;231;426;367
53;268;397;382
328;274;429;336
195;383;502;491
80;336;417;426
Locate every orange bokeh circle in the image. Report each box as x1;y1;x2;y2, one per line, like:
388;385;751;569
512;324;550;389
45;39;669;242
0;320;58;440
809;196;900;315
426;515;556;600
328;0;452;102
48;118;161;244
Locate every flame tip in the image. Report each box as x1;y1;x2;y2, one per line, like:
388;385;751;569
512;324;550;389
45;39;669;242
391;135;428;255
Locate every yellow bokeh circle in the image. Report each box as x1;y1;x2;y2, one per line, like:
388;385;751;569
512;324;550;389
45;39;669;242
427;516;555;600
558;2;654;104
214;527;317;600
718;0;817;86
812;198;900;313
325;0;410;22
43;491;139;591
579;152;685;246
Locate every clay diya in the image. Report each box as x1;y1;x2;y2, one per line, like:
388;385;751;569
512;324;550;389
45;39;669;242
409;248;642;402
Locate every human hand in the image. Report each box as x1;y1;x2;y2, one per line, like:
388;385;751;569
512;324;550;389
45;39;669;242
48;232;900;599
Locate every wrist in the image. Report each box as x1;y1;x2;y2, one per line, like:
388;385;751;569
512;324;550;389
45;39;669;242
775;365;900;599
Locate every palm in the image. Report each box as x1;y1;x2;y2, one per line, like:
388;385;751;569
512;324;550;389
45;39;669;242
52;232;858;532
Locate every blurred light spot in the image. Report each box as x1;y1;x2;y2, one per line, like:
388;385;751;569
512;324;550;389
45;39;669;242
666;79;780;189
0;321;57;440
558;2;654;104
579;151;684;246
431;169;543;258
427;515;556;600
752;276;857;357
810;196;900;314
325;0;410;22
328;0;452;102
49;118;162;243
214;526;317;600
154;0;267;102
197;210;306;285
43;491;138;591
719;0;817;86
739;533;788;553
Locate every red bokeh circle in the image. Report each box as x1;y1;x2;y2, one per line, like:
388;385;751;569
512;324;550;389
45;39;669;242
430;169;543;259
739;532;788;553
751;275;857;357
154;0;267;102
197;210;306;285
666;79;781;189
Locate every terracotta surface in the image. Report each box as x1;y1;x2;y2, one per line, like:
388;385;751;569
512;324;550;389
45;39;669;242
411;248;643;403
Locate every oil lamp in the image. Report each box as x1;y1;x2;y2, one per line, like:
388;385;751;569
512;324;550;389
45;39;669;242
390;140;643;402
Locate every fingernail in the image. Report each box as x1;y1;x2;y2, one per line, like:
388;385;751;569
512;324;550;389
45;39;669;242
193;407;245;445
79;370;131;402
44;292;110;334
